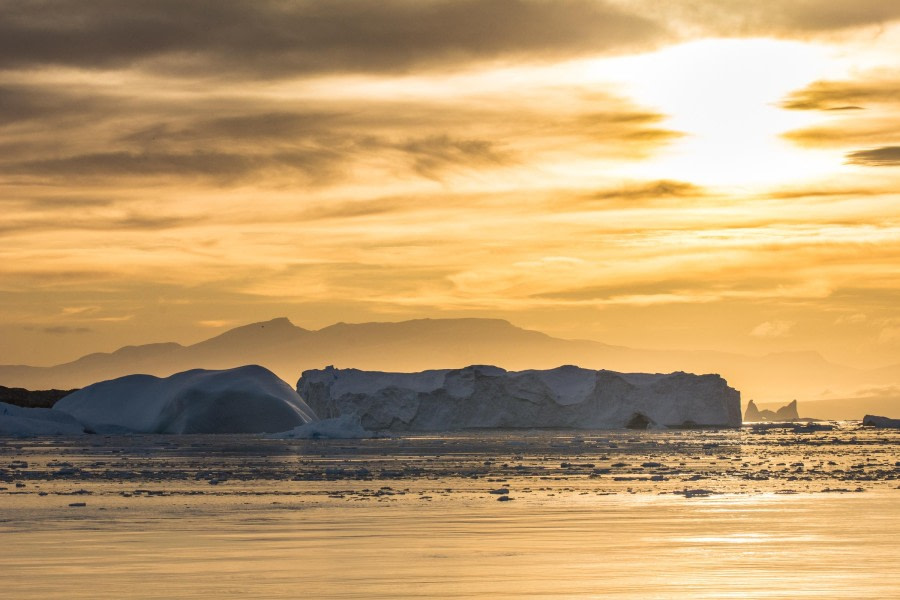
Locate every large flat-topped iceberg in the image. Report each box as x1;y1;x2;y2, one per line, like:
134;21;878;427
299;365;742;431
55;365;316;434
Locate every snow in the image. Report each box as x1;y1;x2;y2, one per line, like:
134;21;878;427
298;365;742;431
54;365;317;434
0;402;85;437
268;414;377;439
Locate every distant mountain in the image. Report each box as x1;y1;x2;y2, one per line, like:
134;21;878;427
0;317;897;419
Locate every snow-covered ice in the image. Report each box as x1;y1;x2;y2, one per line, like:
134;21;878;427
0;402;85;437
298;364;742;431
54;365;316;434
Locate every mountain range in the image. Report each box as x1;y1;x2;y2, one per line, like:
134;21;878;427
1;317;897;419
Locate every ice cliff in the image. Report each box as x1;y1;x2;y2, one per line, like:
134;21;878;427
54;365;316;434
298;365;742;431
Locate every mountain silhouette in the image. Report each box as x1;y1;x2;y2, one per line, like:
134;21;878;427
0;317;896;419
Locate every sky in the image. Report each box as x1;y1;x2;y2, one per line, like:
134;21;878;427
1;0;899;369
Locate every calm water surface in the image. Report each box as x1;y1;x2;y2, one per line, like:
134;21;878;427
2;427;897;599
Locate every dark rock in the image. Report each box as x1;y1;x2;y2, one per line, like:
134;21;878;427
0;385;78;409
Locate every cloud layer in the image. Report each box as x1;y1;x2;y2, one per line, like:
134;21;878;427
1;1;900;370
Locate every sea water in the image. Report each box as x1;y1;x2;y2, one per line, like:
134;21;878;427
1;425;897;599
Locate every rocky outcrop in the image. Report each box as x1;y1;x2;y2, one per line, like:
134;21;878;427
298;365;742;432
0;385;77;409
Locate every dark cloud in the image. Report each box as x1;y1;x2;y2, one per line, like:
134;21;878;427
1;83;673;184
399;135;511;179
650;0;900;37
767;186;888;200
769;0;900;31
781;76;900;151
11;149;345;184
297;198;415;222
0;0;664;78
16;151;264;179
118;112;344;145
8;135;513;185
545;180;704;211
590;180;703;202
0;84;101;125
845;146;900;166
0;213;191;236
42;326;93;335
781;78;900;111
784;119;900;147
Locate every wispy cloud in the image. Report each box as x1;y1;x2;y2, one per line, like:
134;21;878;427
750;320;795;338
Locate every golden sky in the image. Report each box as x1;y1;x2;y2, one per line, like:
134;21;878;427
1;0;899;369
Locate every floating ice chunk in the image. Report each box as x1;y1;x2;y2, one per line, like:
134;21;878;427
54;365;316;434
862;415;900;428
269;414;378;439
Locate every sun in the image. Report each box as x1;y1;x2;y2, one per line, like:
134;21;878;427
591;38;848;189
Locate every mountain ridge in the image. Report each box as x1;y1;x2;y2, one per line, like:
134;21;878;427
0;317;897;419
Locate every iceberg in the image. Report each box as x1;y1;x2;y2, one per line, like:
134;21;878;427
268;414;377;439
298;365;741;431
0;402;86;437
862;414;900;428
744;399;800;422
54;365;316;434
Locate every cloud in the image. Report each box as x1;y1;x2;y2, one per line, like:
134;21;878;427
781;77;900;111
835;313;867;325
197;320;235;328
784;119;900;147
0;213;191;236
781;76;900;150
11;149;348;185
398;135;511;179
0;84;120;125
878;326;900;344
639;0;900;37
589;180;704;203
3;1;897;84
845;146;900;166
750;320;795;338
41;326;92;335
0;0;665;78
0;82;675;186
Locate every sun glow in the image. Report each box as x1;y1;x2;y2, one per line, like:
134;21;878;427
593;39;847;188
